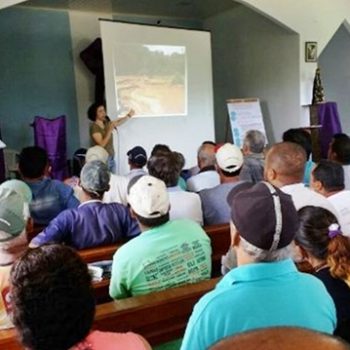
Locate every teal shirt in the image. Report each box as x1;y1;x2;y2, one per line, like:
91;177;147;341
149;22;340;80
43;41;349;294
109;219;212;299
181;259;336;350
304;159;315;187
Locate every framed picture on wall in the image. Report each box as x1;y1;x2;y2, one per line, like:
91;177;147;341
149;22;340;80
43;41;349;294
305;42;317;62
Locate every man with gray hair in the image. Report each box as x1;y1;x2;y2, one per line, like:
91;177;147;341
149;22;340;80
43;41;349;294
239;129;266;183
30;160;140;249
181;182;336;350
187;142;219;192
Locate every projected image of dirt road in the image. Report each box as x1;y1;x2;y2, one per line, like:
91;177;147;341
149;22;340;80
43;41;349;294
114;45;186;116
116;75;185;116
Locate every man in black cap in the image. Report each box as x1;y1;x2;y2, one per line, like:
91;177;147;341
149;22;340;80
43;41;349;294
126;146;147;181
181;182;336;350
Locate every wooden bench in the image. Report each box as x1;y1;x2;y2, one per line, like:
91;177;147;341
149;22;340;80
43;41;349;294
205;223;230;276
78;223;231;275
0;277;219;349
79;244;120;264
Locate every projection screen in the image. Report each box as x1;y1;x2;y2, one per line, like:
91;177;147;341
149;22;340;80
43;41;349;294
100;20;214;175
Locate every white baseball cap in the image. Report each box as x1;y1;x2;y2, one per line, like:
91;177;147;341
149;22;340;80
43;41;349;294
86;146;109;164
216;143;243;173
128;175;170;219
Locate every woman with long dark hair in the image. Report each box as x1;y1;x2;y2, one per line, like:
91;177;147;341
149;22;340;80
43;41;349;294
295;206;350;341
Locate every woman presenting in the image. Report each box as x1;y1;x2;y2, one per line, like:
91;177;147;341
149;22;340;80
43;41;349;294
87;102;134;173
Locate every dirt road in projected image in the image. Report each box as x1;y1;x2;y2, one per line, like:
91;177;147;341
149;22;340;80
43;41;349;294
116;75;185;116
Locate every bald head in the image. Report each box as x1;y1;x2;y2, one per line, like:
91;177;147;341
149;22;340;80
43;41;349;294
265;142;306;186
210;327;350;350
197;143;216;169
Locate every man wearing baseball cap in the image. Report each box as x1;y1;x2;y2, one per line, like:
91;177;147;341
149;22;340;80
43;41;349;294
109;175;212;299
199;143;248;225
0;188;29;330
126;146;147;181
30;160;140;249
181;182;336;350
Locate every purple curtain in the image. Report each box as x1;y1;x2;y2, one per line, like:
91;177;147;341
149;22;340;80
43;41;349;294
32;116;68;181
0;126;5;183
317;102;342;159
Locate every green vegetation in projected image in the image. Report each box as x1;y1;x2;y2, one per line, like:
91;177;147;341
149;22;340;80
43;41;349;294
114;44;187;116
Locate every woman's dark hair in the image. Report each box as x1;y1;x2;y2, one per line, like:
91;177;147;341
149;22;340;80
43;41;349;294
296;206;350;284
147;153;180;187
10;244;95;350
87;102;105;122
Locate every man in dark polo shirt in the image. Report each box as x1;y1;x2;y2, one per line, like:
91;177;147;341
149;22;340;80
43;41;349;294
30;161;140;249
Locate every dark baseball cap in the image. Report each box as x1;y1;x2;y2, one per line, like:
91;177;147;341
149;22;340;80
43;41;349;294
127;146;147;166
229;182;299;251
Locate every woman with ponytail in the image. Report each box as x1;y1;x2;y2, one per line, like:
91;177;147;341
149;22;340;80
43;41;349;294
295;206;350;341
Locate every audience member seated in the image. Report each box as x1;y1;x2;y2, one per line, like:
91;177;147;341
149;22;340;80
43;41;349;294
148;152;203;225
18;146;79;225
30;161;140;249
86;145;129;206
150;143;171;157
187;142;219;192
181;182;336;350
199;143;246;225
295;206;350;342
311;160;350;236
109;175;211;299
0;188;28;330
187;141;217;178
0;179;32;221
264;142;338;215
126;146;147;180
239;129;265;183
64;148;87;195
283;128;314;186
10;244;151;350
210;327;350;350
173;151;188;190
328;133;350;190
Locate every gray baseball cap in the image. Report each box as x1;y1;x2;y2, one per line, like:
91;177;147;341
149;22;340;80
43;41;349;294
0;188;26;242
80;160;110;194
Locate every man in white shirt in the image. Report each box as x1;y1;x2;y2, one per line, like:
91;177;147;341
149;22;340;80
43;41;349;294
239;130;265;183
86;145;129;206
125;146;147;181
200;143;247;226
187;142;219;192
264;142;338;216
148;151;203;225
311;160;350;236
327;133;350;190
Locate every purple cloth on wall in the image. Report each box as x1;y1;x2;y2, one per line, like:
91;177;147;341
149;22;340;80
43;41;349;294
318;102;342;159
32;116;68;181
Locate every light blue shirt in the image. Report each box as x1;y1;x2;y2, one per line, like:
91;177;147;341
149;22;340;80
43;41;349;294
181;259;336;350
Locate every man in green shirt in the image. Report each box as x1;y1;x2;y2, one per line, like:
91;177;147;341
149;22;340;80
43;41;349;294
109;175;212;299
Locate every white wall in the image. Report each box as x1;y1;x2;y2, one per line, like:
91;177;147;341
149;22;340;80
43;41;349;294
319;24;350;133
204;6;300;143
0;0;26;10
238;0;350;124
